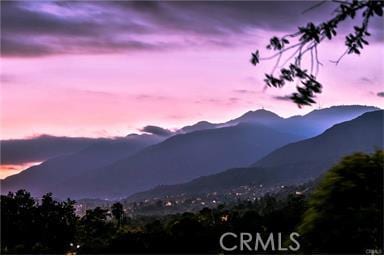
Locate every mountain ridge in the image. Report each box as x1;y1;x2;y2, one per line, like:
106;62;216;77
51;122;300;199
1;105;381;199
127;110;383;202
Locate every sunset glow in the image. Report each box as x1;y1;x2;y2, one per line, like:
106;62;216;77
1;2;383;253
1;1;383;140
0;162;42;179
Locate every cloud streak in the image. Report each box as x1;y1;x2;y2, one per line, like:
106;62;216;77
1;1;348;57
140;125;173;137
0;135;103;165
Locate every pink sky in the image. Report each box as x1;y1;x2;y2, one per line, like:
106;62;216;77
1;1;383;140
2;40;383;140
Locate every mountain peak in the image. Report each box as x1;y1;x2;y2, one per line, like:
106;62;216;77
227;109;282;125
181;120;216;133
244;109;280;117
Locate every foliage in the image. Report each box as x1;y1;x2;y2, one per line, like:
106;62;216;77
1;190;77;254
297;151;384;253
251;0;384;107
111;202;124;226
76;207;114;254
1;151;382;254
1;189;306;254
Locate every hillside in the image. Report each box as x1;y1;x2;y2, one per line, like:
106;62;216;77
1;135;162;196
1;105;379;199
53;123;301;199
183;105;379;138
128;110;383;201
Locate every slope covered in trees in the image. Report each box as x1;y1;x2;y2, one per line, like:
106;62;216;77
2;151;382;254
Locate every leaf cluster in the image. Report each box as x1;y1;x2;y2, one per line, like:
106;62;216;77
251;0;383;107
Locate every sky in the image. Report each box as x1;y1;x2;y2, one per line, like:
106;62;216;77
1;0;383;142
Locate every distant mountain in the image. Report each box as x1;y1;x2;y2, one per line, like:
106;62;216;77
1;105;379;200
180;109;284;133
181;121;217;133
51;123;301;199
128;110;383;202
277;105;380;138
182;105;379;138
1;134;163;196
225;109;283;126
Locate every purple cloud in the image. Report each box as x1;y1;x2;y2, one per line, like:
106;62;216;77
1;1;354;57
140;125;173;137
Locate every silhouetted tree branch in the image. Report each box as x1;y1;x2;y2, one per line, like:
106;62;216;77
251;0;383;107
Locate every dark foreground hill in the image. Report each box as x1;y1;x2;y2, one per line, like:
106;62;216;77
128;110;383;201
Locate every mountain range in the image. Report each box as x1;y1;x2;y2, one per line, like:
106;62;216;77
53;123;300;199
182;105;380;138
128;110;383;201
1;105;381;200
